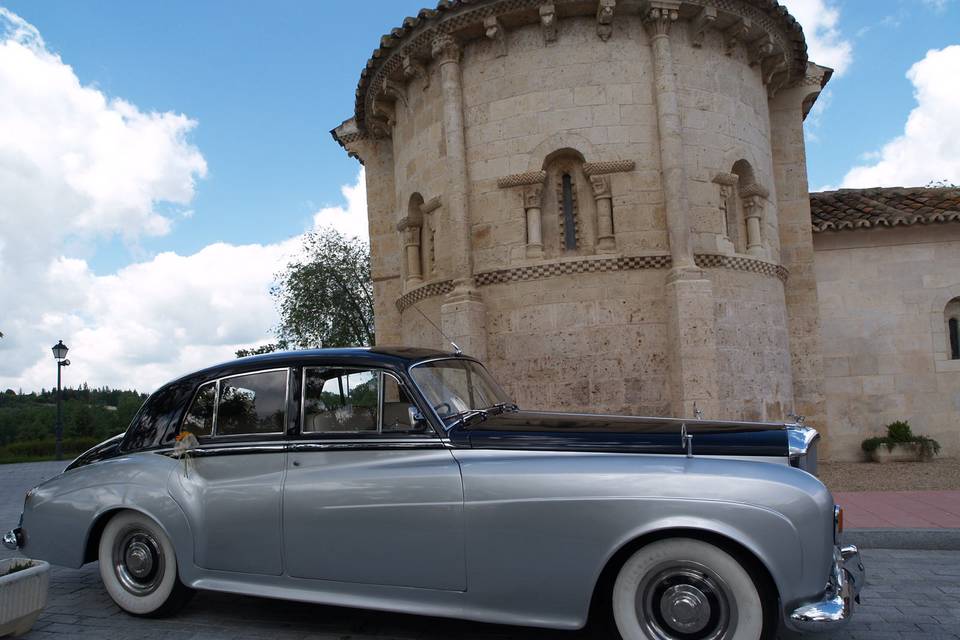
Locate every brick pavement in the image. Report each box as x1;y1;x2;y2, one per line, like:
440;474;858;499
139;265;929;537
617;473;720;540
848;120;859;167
836;491;960;529
3;461;960;639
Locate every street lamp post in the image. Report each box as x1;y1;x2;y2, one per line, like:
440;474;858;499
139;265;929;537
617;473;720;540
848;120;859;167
52;340;70;461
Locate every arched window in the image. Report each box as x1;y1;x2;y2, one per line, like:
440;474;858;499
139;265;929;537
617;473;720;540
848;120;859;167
542;149;592;255
729;160;755;253
945;298;960;360
950;318;959;360
420;212;435;278
561;173;576;251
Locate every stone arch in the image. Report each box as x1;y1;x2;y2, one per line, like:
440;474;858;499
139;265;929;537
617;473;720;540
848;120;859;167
527;132;598;172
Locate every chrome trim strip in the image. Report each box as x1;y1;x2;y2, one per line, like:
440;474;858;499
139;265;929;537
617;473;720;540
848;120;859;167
155;438;446;458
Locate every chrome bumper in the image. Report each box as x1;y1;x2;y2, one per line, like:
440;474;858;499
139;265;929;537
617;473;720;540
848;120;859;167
2;527;22;550
787;545;865;633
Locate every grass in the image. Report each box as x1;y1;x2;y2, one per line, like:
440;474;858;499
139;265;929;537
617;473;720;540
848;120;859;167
2;561;35;577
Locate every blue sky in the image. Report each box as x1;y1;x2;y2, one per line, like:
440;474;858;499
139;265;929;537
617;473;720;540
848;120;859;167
0;0;958;392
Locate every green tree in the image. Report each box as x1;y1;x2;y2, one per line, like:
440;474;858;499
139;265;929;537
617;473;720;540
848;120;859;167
236;228;374;357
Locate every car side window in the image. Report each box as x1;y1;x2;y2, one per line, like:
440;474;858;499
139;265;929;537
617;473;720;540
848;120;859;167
182;381;216;438
302;368;428;436
303;368;379;433
217;370;288;436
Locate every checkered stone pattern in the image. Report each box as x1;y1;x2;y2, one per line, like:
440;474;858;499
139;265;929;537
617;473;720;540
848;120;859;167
582;160;636;176
696;254;790;283
475;254;672;287
395;280;454;312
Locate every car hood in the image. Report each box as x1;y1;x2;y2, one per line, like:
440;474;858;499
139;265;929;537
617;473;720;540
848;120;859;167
448;410;789;457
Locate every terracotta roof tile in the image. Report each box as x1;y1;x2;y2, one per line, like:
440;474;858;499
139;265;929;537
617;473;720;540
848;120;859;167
810;187;960;232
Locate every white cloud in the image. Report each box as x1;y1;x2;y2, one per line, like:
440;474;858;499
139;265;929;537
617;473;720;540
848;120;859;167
0;8;370;393
311;169;369;241
780;0;854;76
840;45;960;188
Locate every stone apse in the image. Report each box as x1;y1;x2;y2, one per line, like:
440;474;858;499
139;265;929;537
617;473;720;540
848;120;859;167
333;0;834;450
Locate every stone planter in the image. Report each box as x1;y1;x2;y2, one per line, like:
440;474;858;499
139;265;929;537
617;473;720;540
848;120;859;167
0;558;49;637
868;442;926;463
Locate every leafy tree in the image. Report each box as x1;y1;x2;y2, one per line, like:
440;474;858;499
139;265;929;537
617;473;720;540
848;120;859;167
235;228;374;358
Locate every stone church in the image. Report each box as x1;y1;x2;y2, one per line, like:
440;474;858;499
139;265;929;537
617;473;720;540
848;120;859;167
332;0;960;460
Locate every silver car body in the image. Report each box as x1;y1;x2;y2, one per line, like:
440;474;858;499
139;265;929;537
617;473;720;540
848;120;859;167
6;348;861;634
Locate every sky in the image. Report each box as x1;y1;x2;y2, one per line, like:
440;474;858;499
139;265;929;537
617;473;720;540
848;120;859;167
0;0;958;393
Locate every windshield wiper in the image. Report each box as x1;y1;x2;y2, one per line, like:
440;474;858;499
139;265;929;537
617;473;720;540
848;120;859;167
455;402;519;427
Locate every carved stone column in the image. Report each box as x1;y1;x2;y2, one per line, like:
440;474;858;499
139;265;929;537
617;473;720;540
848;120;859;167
523;184;545;258
645;2;719;418
401;224;423;287
433;34;487;359
590;175;616;252
741;183;770;257
712;173;738;254
643;2;695;272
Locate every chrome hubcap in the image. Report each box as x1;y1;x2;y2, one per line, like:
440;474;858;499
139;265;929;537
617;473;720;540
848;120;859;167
112;528;164;596
637;562;736;640
660;584;712;634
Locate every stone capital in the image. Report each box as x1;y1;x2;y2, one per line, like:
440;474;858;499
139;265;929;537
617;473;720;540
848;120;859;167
431;34;461;66
401;225;422;246
740;182;770;200
523;184;544;209
590;175;611;198
643;2;679;38
723;17;752;56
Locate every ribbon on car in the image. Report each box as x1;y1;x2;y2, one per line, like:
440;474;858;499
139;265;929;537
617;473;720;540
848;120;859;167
174;431;199;477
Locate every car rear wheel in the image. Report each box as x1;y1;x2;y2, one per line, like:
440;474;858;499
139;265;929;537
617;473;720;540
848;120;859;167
98;510;193;617
611;539;765;640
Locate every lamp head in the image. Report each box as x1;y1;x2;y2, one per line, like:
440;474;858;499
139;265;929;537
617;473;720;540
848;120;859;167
52;340;69;361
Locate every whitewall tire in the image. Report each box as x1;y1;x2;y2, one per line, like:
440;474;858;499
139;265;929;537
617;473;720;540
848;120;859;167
612;539;765;640
98;510;192;617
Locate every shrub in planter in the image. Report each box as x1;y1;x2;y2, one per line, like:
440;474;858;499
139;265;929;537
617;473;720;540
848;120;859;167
0;558;50;637
861;420;942;462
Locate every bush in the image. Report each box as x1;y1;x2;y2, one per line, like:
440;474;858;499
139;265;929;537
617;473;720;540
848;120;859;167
860;420;941;460
886;420;914;443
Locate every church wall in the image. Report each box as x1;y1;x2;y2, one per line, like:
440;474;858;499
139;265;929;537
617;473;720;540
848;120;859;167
711;270;793;422
458;15;667;267
672;28;781;263
483;269;672;416
815;225;960;459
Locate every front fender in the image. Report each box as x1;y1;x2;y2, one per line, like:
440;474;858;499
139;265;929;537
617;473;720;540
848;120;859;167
20;453;192;573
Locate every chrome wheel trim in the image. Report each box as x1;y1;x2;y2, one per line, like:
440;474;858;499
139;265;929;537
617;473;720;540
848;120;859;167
636;560;737;640
112;527;165;597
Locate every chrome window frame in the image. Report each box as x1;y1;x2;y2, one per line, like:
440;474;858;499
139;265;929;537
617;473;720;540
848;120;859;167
181;379;218;438
300;366;433;437
178;368;291;440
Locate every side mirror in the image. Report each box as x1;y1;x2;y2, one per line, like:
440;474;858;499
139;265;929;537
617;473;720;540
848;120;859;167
407;405;426;428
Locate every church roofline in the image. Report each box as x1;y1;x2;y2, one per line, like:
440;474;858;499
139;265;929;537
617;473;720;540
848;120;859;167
811;187;960;233
344;0;811;136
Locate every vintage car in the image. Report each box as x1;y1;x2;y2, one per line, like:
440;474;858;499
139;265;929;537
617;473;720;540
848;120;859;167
4;348;863;639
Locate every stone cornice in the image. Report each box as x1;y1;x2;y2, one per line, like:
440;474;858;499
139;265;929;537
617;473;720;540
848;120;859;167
348;0;810;135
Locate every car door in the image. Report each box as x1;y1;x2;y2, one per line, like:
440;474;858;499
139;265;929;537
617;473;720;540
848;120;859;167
169;368;290;576
282;365;466;591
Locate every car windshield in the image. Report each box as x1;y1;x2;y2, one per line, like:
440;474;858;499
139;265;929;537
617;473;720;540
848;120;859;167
410;359;512;423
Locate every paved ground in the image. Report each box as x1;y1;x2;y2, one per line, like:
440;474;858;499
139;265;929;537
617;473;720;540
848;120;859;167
836;490;960;529
4;461;960;639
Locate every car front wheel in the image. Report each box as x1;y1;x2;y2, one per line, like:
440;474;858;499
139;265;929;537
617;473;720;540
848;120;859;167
611;539;765;640
98;510;193;617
